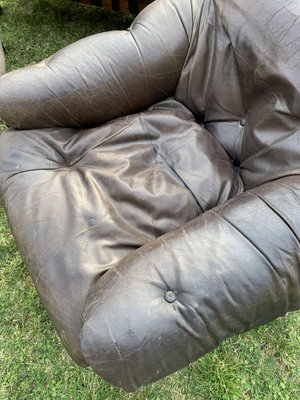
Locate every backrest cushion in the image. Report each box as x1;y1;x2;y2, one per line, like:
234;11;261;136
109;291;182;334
176;0;300;189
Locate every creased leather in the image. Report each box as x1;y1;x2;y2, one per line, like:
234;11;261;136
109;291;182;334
0;0;194;129
0;0;299;392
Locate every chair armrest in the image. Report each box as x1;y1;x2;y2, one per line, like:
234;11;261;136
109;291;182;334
0;0;199;129
81;175;300;391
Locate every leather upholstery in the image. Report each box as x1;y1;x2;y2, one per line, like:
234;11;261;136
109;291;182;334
0;0;299;391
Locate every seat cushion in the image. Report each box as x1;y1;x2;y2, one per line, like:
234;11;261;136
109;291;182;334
0;98;240;363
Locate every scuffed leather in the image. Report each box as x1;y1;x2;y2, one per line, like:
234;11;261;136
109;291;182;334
82;177;300;390
0;0;299;392
0;0;194;129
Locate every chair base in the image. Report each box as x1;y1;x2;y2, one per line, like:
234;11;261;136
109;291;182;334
73;0;153;14
0;41;5;77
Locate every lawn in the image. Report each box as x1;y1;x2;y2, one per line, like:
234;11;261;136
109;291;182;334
0;1;299;399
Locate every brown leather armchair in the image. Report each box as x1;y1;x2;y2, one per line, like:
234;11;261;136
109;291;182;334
0;0;299;392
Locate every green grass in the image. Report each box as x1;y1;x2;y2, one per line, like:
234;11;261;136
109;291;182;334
0;1;299;399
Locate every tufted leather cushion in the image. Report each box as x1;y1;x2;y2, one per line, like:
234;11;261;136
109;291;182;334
0;0;300;392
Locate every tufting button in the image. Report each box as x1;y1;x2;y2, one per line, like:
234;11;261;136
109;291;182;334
239;118;246;127
165;290;176;303
87;217;97;227
232;159;240;168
